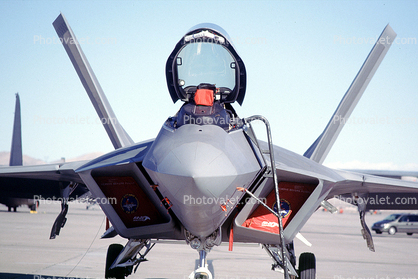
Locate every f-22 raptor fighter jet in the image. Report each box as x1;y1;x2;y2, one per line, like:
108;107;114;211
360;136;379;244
1;13;418;279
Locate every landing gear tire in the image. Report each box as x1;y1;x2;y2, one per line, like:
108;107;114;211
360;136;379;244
388;226;397;235
298;252;316;279
105;244;125;279
29;204;37;211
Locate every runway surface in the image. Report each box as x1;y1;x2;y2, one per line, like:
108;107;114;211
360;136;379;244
0;201;417;279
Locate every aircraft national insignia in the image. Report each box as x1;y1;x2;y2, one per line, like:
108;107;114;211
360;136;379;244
121;194;139;214
273;199;291;218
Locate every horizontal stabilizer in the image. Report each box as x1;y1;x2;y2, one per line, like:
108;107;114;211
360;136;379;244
53;13;134;149
304;25;397;164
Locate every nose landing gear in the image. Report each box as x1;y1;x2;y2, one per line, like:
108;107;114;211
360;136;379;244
188;250;213;279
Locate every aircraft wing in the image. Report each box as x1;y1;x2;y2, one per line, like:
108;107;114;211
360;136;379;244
343;169;418;180
0;161;84;182
0;161;91;237
0;139;156;239
0;138;155;199
231;139;418;249
328;169;418;210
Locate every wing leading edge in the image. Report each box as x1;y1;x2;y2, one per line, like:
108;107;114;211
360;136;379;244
330;169;418;210
304;25;397;164
53;13;134;150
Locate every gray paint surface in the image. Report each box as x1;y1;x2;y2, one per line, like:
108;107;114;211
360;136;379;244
1;202;417;279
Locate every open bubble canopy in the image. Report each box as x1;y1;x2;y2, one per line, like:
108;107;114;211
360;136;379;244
166;23;247;105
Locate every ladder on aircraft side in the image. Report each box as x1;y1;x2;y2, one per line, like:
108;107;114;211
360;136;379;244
241;115;292;279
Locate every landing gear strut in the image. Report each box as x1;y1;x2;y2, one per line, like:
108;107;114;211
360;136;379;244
185;229;221;279
188;250;213;279
263;243;298;276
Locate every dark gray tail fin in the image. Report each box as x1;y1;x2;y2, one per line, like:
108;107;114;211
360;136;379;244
10;93;23;166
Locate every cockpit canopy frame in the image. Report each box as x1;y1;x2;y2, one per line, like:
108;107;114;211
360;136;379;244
166;23;247;105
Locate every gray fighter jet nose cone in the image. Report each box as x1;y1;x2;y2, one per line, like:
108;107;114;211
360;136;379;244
143;124;261;237
157;140;237;196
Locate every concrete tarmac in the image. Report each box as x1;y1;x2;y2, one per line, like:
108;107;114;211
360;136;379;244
0;202;417;279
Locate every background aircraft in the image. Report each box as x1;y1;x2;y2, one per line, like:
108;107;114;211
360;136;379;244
1;12;418;279
0;93;37;212
0;94;90;213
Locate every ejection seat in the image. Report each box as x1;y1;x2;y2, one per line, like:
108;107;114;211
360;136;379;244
175;83;233;129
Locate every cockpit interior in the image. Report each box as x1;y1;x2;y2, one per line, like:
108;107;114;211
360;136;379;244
165;24;247;131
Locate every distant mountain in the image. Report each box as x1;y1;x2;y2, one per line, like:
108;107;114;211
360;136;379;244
0;151;103;166
0;151;45;166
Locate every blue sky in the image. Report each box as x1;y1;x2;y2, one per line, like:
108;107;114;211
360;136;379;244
0;0;417;170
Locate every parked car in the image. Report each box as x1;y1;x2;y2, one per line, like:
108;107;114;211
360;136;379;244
372;213;418;235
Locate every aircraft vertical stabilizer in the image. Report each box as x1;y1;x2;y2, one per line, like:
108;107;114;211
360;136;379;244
304;25;397;164
10;93;22;166
52;13;134;149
